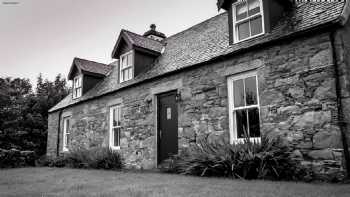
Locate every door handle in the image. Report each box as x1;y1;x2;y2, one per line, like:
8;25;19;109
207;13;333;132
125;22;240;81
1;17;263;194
159;130;162;139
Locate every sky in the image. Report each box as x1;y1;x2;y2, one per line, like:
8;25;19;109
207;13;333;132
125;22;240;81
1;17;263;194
0;0;221;85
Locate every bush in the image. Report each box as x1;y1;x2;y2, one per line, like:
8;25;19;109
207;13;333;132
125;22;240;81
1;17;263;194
43;147;124;170
165;135;307;181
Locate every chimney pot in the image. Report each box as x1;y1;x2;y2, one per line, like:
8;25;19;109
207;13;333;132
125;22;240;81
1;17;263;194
150;24;156;30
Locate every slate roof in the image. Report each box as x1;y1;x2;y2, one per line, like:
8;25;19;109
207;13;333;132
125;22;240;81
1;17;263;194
68;58;113;80
122;30;164;53
50;1;348;112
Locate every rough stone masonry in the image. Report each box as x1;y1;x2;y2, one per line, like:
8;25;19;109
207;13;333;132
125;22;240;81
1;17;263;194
47;29;350;180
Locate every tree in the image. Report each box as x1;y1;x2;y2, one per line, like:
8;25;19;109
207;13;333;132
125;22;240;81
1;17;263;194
0;74;69;156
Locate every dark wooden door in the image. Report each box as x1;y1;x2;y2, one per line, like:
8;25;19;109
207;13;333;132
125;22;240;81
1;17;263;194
158;91;178;164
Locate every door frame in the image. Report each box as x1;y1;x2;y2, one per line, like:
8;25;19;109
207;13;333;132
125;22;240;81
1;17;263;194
155;89;179;166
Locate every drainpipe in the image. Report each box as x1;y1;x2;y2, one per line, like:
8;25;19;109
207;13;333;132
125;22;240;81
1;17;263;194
330;31;350;179
56;110;62;157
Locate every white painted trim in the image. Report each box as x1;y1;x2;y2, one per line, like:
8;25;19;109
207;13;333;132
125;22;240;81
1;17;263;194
119;50;134;83
109;105;122;150
227;70;261;144
232;0;265;43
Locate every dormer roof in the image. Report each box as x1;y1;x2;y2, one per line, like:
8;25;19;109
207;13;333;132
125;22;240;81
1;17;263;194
217;0;294;10
67;58;113;80
111;29;164;58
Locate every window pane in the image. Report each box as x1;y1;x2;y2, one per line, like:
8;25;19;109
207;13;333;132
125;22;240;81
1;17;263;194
251;16;263;36
245;76;258;105
233;79;245;107
66;133;70;146
236;3;247;21
248;108;260;137
114;128;120;147
77;88;81;97
236;109;248;138
128;68;132;80
127;53;132;66
117;107;122;126
248;0;260;16
113;108;118;127
123;70;126;81
127;69;131;80
122;56;126;68
64;119;68;131
238;21;250;41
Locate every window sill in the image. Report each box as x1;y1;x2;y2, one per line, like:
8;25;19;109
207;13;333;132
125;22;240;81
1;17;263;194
234;32;265;44
109;146;121;151
232;137;261;144
119;79;133;84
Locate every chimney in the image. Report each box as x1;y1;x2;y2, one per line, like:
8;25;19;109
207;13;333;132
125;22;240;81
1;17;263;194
143;24;166;42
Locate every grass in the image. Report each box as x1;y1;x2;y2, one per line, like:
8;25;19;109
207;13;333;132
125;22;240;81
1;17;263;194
0;168;349;197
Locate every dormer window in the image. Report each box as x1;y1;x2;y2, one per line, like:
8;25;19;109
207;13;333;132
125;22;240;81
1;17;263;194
73;75;82;99
120;50;134;83
233;0;264;43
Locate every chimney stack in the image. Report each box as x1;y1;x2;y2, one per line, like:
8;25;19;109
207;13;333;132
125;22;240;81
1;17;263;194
143;24;166;42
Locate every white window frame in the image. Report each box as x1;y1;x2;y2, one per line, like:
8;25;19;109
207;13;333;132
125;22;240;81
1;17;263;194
119;50;134;83
233;0;265;43
62;116;71;152
109;105;122;150
227;71;261;144
72;75;82;99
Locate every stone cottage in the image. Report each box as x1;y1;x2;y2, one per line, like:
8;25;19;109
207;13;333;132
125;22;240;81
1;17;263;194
47;0;350;178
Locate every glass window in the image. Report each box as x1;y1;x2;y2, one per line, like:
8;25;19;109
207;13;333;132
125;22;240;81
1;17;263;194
120;51;134;83
228;72;261;143
73;75;82;99
110;105;122;149
63;117;71;152
234;0;264;42
233;79;245;107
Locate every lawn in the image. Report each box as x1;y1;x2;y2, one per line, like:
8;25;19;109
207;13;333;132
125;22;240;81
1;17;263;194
0;168;349;197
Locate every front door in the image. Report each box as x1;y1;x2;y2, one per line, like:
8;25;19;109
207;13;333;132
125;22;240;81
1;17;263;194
157;91;178;164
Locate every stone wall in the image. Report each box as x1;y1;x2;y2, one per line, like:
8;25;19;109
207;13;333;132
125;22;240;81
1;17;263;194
47;31;346;179
0;148;35;168
47;111;59;158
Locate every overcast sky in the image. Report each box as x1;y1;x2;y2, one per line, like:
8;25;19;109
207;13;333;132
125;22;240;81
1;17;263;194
0;0;221;85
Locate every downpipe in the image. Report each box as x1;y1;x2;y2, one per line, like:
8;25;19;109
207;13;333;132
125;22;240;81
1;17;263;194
330;31;350;179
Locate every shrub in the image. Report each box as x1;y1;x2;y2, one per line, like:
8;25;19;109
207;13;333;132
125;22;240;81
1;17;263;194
165;135;307;181
43;147;124;170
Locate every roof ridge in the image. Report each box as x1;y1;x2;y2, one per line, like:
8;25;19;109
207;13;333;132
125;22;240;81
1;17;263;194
74;57;108;66
122;29;164;44
164;12;227;41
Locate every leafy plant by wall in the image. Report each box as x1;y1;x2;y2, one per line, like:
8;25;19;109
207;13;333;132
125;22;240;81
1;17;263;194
164;135;308;181
42;147;124;170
